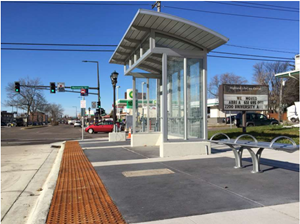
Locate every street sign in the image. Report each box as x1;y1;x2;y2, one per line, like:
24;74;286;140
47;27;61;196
71;86;89;90
57;82;65;92
80;88;88;96
80;100;86;108
91;101;96;109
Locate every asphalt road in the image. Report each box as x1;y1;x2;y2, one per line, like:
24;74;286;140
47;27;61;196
1;124;108;146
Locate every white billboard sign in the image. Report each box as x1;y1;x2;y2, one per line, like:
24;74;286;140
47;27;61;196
219;85;269;111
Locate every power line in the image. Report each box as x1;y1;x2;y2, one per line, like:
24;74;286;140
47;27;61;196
211;51;294;60
208;55;293;62
235;1;299;10
1;47;296;60
2;42;298;55
1;48;114;52
205;1;298;13
225;44;299;54
1;43;118;47
163;5;299;22
2;1;151;6
1;47;295;63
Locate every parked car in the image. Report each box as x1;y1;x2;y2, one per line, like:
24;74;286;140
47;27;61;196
235;113;279;127
74;121;81;128
85;121;120;134
223;115;236;124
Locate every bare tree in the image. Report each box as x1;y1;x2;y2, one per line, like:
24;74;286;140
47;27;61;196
252;61;290;112
208;73;248;98
283;78;299;107
45;103;64;124
5;77;48;116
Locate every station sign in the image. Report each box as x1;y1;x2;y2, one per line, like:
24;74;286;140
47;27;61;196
219;84;269;111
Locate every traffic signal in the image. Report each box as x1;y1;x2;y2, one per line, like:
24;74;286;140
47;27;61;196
97;101;101;108
15;82;20;93
50;82;56;93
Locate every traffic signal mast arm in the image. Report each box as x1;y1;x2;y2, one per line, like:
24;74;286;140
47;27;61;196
16;84;99;95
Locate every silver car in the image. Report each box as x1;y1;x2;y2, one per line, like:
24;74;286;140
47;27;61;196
74;121;81;127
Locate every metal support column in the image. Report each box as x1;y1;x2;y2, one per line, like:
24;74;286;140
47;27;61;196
203;55;208;140
183;58;188;140
162;53;168;142
147;78;150;132
132;77;136;134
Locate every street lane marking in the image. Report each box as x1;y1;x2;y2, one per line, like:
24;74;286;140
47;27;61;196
122;168;174;177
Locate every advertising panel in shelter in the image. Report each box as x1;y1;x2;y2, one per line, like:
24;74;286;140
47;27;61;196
219;84;269;111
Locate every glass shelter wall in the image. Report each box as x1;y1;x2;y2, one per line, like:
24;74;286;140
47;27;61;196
134;77;160;133
167;57;184;139
187;58;203;139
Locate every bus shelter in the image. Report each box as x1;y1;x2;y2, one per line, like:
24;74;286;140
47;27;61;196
110;9;228;157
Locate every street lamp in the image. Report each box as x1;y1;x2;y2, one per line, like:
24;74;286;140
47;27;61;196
110;71;119;131
116;86;121;121
141;82;146;132
82;60;100;122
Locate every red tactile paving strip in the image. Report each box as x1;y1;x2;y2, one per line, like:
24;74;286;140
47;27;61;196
46;141;126;224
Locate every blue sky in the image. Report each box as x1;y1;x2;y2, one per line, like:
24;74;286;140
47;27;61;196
1;1;299;116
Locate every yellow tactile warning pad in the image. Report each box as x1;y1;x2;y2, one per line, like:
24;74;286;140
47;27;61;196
46;141;126;224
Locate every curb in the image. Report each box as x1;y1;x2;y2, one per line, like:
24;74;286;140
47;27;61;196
26;141;66;224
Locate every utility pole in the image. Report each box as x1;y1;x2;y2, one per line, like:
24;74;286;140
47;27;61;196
152;1;161;12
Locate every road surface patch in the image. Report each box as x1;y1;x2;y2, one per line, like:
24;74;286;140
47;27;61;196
46;141;125;224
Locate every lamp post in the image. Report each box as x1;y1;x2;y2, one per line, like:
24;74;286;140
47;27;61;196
116;86;120;121
110;71;119;132
141;82;146;132
279;79;286;123
82;60;100;122
72;106;77;119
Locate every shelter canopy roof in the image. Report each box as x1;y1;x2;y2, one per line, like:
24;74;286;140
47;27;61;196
109;9;229;66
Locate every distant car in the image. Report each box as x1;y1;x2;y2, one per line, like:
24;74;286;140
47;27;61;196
74;121;81;128
85;121;120;134
235;113;279;127
223;115;236;124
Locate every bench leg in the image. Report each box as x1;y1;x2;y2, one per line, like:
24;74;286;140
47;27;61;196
230;146;244;169
245;147;264;173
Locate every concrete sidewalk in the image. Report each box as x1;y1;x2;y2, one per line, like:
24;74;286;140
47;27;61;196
80;139;299;224
1;143;62;224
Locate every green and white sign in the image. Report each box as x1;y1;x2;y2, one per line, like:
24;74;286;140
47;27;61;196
127;89;133;99
71;86;89;90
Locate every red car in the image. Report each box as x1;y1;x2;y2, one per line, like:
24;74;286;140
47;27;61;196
85;121;120;134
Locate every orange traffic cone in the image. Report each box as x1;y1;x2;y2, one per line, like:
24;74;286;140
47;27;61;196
127;127;131;139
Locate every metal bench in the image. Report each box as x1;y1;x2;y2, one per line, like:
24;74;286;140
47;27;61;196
209;133;299;173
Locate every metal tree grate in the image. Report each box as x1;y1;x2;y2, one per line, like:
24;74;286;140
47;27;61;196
46;141;126;224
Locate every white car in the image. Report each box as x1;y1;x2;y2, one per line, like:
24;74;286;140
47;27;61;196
74;121;81;127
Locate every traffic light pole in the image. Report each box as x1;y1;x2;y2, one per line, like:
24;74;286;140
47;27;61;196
97;62;101;123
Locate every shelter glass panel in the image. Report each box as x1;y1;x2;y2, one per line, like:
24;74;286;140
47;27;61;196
135;78;147;132
148;78;160;132
167;56;184;139
187;58;203;139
